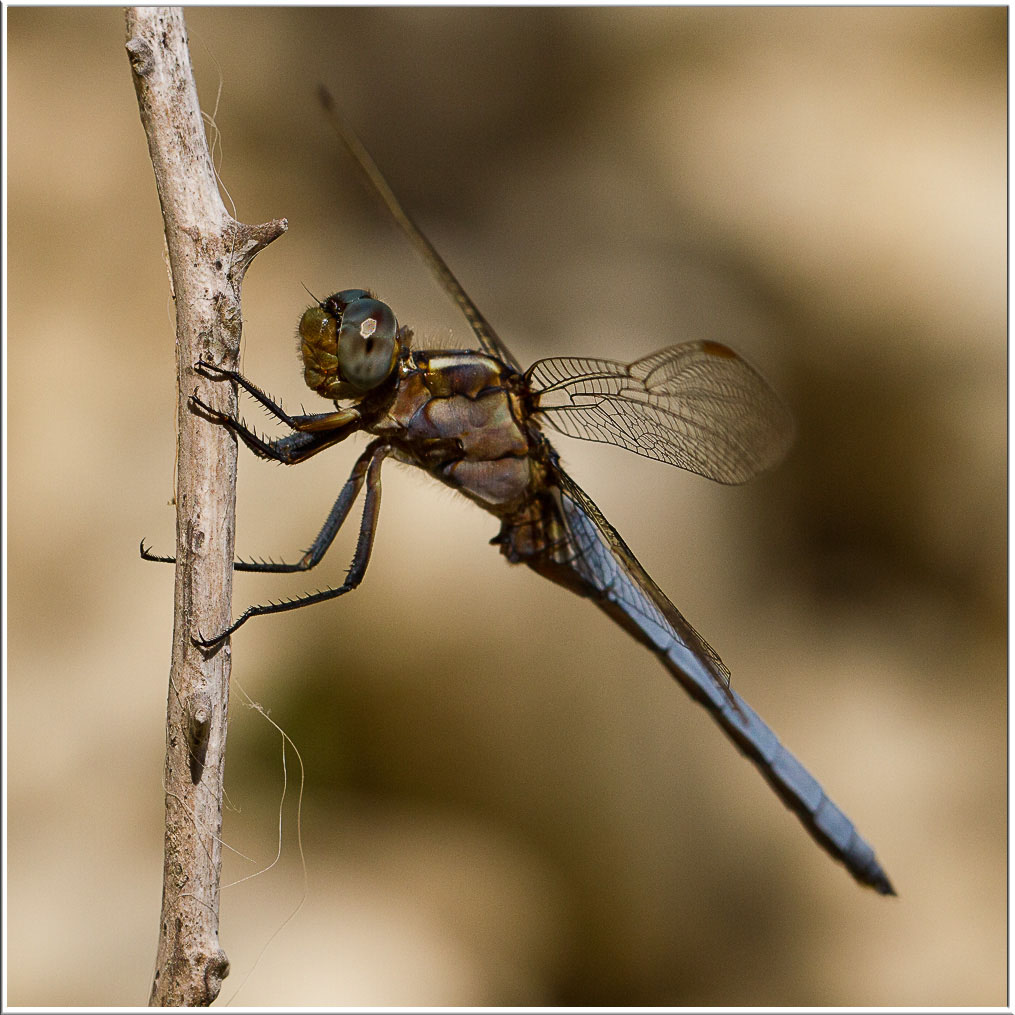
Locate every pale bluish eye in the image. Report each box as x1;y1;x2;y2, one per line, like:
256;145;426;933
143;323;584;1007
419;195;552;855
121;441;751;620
337;298;398;390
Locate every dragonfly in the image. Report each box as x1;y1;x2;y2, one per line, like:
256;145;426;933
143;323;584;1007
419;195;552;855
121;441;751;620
144;87;893;896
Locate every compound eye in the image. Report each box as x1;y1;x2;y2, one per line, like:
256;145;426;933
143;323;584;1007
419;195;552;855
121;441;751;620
327;289;371;313
337;297;399;390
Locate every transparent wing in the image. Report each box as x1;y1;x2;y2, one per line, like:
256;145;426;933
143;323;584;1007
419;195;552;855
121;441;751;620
318;87;523;373
528;341;794;485
532;465;893;895
548;466;733;693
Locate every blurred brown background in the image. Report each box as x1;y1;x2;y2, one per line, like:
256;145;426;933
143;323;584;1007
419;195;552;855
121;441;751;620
7;7;1006;1006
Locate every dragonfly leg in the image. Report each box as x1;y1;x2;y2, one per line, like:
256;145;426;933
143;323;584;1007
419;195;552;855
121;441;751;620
194;359;361;436
143;440;387;573
189;392;349;464
195;358;300;428
193;442;390;648
141;401;366;569
140;539;175;565
233;439;388;573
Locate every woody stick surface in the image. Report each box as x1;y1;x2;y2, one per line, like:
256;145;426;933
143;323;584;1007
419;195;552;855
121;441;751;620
125;7;286;1005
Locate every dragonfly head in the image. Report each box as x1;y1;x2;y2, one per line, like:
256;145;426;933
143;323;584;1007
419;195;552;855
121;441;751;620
299;289;403;399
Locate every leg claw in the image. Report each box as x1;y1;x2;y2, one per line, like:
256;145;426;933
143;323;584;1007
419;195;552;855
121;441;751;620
194;358;233;381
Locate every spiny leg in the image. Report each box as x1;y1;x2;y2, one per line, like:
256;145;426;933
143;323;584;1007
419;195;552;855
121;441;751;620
247;440;387;572
194;359;361;438
189;391;349;464
193;443;390;647
194;358;300;428
140;540;178;566
143;441;386;573
141;401;367;567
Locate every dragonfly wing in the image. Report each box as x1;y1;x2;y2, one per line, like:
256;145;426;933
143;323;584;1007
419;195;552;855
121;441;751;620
528;342;795;484
527;464;894;894
319;87;523;373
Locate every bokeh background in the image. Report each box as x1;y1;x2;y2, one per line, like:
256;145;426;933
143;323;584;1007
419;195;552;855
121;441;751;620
7;7;1006;1006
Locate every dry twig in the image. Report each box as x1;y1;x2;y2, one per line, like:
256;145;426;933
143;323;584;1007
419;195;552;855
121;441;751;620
125;7;286;1004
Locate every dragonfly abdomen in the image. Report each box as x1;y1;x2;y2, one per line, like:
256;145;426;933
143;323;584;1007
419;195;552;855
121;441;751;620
712;683;895;894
